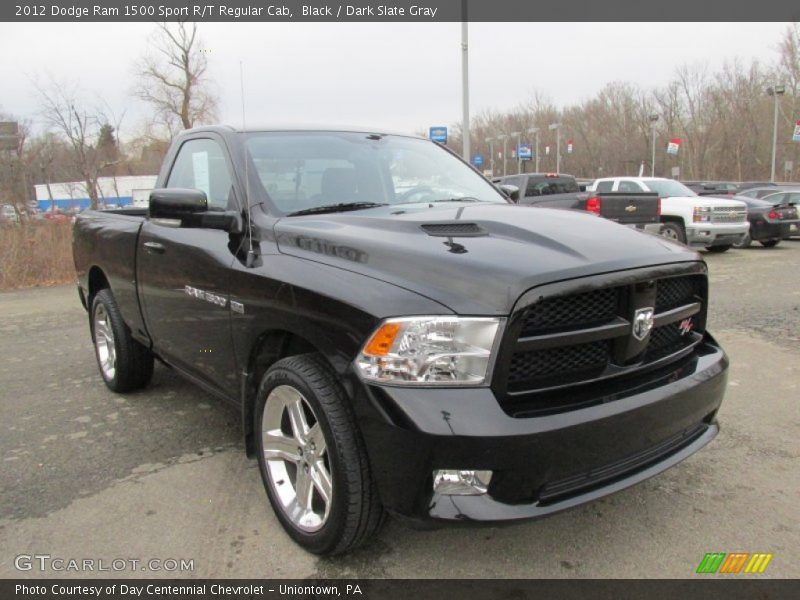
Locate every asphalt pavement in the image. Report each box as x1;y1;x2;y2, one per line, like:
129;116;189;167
1;241;798;578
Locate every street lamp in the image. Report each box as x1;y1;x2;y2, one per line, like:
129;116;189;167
649;114;660;177
485;137;494;176
510;131;521;174
767;84;786;182
461;20;470;161
527;127;540;173
497;134;508;176
548;123;562;173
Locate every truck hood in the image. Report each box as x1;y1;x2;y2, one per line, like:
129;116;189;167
273;203;701;315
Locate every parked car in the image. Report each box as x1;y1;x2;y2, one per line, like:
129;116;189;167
735;181;777;194
736;185;800;200
588;177;749;252
43;208;71;223
73;125;729;555
493;173;660;228
733;190;800;246
0;204;20;225
683;181;738;196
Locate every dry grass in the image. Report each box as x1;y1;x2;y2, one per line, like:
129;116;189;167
0;221;76;290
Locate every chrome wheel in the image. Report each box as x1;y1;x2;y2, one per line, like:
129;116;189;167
262;385;332;532
93;304;116;381
661;227;679;241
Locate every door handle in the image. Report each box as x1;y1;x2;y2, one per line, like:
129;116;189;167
143;241;166;254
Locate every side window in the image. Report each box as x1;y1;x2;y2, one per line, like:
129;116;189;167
618;180;643;193
595;180;613;193
786;192;800;203
167;138;234;210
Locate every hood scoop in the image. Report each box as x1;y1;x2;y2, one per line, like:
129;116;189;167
420;222;488;237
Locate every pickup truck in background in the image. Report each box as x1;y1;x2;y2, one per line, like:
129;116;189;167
73;126;729;555
493;173;660;228
589;177;749;252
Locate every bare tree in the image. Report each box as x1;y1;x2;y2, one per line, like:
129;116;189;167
34;79;122;209
134;22;219;135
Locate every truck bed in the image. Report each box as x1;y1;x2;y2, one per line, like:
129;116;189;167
518;191;659;225
72;209;148;343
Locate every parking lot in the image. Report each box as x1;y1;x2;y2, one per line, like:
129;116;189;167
0;241;798;579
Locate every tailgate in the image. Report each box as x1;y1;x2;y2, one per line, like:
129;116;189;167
596;192;660;224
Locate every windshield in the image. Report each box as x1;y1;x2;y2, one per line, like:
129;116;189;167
642;180;696;198
244;132;506;214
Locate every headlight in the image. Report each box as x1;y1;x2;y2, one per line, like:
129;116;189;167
356;317;504;385
693;206;712;222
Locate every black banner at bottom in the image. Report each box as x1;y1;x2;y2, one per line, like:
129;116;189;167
3;579;797;600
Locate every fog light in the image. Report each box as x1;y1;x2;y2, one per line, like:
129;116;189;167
433;469;492;496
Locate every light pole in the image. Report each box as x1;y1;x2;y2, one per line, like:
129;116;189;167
649;114;659;177
461;18;470;161
498;134;508;176
548;123;561;173
511;131;521;174
528;127;540;173
486;138;494;175
767;84;786;182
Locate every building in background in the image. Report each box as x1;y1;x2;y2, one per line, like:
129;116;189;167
34;175;158;211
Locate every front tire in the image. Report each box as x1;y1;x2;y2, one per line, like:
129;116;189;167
659;221;686;244
706;245;732;253
90;289;154;392
760;239;780;248
254;354;383;555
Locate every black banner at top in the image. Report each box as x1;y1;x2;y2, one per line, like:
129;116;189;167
3;0;800;22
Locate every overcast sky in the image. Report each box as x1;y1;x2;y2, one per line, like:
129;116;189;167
0;22;790;136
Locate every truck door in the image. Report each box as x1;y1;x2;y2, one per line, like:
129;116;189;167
137;136;240;398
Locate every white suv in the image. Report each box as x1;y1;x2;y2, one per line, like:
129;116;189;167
589;177;749;252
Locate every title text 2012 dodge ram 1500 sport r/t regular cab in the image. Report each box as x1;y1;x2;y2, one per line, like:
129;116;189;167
73;126;729;555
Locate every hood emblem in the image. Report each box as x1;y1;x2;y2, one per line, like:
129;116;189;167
632;307;655;341
625;204;638;212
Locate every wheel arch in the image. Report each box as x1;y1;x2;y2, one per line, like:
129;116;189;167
242;328;343;457
87;266;111;307
659;214;686;227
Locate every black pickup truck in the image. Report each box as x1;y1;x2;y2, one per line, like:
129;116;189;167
73;126;728;555
492;173;660;227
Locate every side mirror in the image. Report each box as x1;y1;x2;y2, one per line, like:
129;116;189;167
498;184;520;202
148;188;242;233
149;188;208;218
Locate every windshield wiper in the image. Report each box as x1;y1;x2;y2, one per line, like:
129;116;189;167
429;197;483;203
287;202;388;216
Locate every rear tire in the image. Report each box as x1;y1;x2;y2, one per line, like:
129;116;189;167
659;221;686;244
706;245;732;253
254;353;384;555
760;239;780;248
90;289;154;393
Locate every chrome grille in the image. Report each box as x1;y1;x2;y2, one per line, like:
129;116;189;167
711;206;747;223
